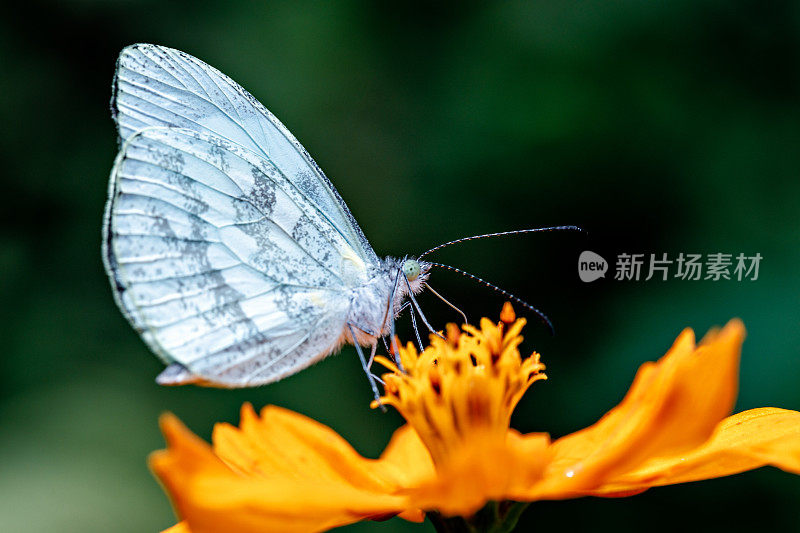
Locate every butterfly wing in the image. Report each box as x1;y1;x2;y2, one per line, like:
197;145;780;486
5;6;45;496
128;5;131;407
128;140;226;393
112;43;378;267
104;127;359;386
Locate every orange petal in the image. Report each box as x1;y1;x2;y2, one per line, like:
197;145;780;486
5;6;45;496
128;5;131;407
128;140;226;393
373;424;435;489
150;411;409;533
397;508;427;523
586;407;800;495
408;430;551;517
500;302;516;323
212;403;403;493
536;320;745;496
360;425;434;522
161;522;191;533
149;413;232;520
176;472;407;533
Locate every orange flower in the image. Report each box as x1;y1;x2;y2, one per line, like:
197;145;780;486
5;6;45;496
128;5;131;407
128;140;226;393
151;305;800;532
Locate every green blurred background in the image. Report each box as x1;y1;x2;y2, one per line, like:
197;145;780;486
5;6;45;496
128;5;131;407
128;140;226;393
1;1;799;531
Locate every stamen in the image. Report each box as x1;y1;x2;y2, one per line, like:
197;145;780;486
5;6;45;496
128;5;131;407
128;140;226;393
372;305;546;465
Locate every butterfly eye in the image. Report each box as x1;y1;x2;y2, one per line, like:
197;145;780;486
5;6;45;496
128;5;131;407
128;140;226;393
403;259;421;281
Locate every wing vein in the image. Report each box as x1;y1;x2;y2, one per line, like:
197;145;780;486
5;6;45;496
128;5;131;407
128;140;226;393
136;285;285;327
116;175;343;282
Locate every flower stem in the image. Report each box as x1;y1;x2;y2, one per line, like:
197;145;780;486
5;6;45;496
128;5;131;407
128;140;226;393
427;501;530;533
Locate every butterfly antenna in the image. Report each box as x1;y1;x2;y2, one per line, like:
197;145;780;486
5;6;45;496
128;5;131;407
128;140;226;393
418;225;584;259
426;262;554;335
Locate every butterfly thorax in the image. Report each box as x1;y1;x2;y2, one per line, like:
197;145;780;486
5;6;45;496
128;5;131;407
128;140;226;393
345;256;430;346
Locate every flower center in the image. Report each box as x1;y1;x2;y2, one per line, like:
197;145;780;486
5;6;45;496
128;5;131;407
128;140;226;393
373;304;546;466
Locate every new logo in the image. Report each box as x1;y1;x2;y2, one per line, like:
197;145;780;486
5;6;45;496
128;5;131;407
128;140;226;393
578;251;608;282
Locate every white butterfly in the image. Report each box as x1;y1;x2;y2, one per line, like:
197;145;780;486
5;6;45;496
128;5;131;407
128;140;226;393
103;44;432;393
103;44;572;395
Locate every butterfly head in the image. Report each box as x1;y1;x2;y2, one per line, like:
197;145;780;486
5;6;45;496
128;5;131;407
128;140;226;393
398;257;430;296
402;259;422;281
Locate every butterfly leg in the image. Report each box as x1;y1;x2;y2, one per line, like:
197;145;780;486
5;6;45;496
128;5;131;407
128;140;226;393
368;341;379;370
408;302;425;352
403;275;445;340
350;323;388;381
380;335;391;356
367;341;386;385
383;270;403;369
348;323;385;410
375;301;411;366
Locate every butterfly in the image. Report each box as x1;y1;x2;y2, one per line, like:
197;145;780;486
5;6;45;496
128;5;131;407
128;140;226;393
103;44;575;395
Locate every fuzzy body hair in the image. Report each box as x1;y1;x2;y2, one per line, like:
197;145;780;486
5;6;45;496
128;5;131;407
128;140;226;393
342;256;430;347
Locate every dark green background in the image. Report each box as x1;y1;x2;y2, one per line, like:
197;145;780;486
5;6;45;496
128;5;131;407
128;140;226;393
1;1;799;531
